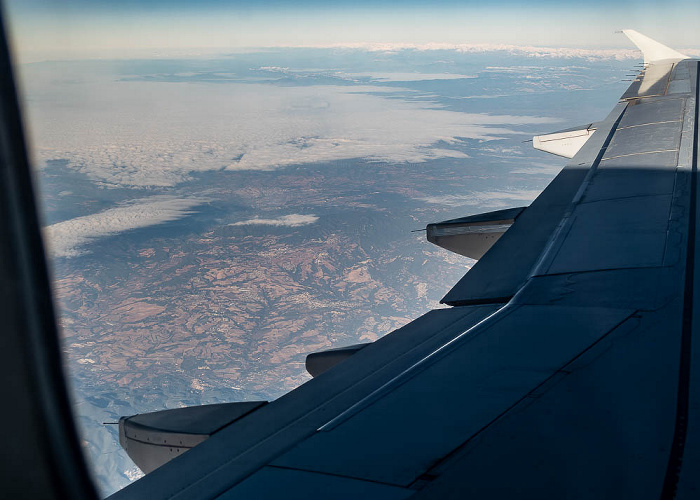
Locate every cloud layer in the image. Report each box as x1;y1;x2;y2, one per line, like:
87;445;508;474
44;196;204;258
284;43;638;61
25;74;557;188
291;43;700;61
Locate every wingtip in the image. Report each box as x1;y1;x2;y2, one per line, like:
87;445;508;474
621;29;688;64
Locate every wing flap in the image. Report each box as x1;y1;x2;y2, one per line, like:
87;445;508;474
410;306;680;499
222;467;413;500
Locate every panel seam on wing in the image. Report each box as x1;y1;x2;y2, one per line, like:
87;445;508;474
601;149;678;161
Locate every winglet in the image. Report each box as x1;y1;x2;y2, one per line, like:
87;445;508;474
622;30;688;64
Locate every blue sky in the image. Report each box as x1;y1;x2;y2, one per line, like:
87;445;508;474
6;0;700;61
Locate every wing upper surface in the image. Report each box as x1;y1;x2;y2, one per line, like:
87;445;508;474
111;38;700;500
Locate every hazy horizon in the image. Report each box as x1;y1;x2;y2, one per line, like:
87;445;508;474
6;0;700;63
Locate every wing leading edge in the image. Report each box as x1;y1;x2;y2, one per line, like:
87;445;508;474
111;32;700;499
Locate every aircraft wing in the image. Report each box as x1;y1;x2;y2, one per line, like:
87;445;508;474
110;31;700;499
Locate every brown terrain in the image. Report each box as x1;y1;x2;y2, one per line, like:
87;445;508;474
54;220;470;403
49;162;477;407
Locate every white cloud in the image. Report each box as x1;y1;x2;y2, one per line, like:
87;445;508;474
274;43;700;62
509;162;563;175
44;196;205;258
287;43;648;61
342;72;478;82
24;73;558;187
230;214;319;227
256;68;479;82
420;189;543;209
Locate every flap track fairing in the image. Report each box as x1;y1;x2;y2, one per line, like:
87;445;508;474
119;401;267;474
533;123;598;158
427;206;526;260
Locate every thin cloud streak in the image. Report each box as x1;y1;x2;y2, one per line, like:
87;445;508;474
342;72;478;82
230;214;319;227
420;189;543;208
44;196;205;258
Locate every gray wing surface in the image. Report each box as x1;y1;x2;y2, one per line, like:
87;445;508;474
111;33;700;499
